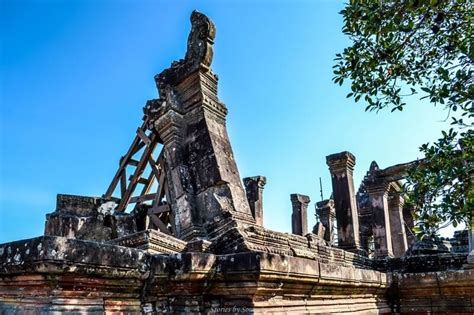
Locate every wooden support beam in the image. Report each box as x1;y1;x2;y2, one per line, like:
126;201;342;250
149;160;161;180
120;170;127;196
137;128;151;146
136;177;149;185
154;170;166;205
148;204;171;215
104;119;148;199
131;141;146;156
116;133;159;212
103;115;175;235
149;215;170;235
130;193;157;204
128;159;140;167
135;160;158;209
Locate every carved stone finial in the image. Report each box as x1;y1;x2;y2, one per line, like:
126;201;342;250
155;11;216;90
369;161;379;172
185;10;216;68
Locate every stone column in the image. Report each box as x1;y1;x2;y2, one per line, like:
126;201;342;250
326;151;361;251
403;205;416;247
366;184;393;258
243;176;267;226
154;104;203;240
315;199;335;244
291;194;310;236
388;191;408;257
147;11;255;241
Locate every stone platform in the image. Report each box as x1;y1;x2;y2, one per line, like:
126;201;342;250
0;235;391;314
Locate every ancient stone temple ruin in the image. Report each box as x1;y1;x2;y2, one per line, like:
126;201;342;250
1;11;473;314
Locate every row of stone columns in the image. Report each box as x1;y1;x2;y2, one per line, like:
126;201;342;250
288;195;337;246
325;151;412;258
242;151;413;259
242;177;335;245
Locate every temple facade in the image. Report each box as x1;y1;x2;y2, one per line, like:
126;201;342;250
1;11;473;314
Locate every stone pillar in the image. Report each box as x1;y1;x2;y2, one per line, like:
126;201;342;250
366;184;393;258
146;11;255;241
403;205;416;246
326;151;361;252
388;191;408;257
315;199;335;244
313;223;326;240
291;194;310;236
243;176;267;226
153;103;203;240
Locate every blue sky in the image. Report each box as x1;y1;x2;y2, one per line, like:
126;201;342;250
0;0;454;242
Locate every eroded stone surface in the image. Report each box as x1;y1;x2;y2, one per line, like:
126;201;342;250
1;10;472;315
45;194;137;242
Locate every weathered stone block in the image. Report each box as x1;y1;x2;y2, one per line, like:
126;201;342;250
56;194;102;216
45;194;139;242
45;212;112;241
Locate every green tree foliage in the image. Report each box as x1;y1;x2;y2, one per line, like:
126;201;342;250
333;0;473;238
